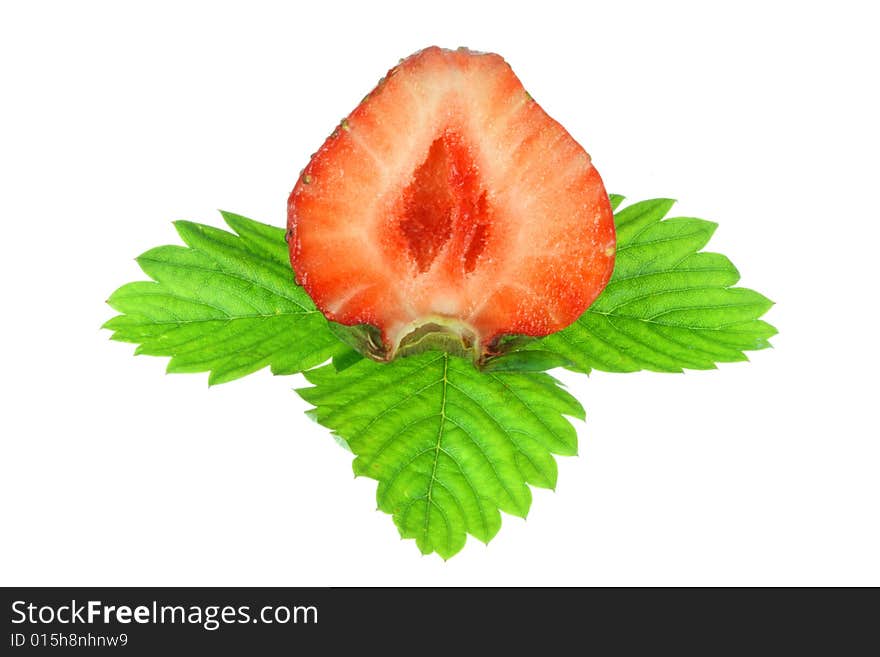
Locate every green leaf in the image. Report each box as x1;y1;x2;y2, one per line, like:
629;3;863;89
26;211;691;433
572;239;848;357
482;350;574;373
103;211;346;384
332;348;365;372
534;198;776;373
297;351;584;559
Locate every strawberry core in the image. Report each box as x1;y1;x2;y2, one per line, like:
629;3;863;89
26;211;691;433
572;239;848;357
398;132;491;274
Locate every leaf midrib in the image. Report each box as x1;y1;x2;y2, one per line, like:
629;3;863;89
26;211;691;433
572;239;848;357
114;311;319;327
588;306;765;329
424;353;449;550
138;254;315;313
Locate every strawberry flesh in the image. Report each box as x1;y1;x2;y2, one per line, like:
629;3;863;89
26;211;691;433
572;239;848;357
288;47;615;361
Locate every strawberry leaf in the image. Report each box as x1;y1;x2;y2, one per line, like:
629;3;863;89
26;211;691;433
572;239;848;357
608;193;626;211
103;212;346;384
332;348;365;373
534;198;777;373
105;194;775;558
297;351;584;559
482;350;574;373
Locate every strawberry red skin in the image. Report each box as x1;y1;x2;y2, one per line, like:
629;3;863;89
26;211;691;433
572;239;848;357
288;47;615;359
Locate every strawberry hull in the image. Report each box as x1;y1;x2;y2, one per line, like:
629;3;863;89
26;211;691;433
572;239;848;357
288;46;615;362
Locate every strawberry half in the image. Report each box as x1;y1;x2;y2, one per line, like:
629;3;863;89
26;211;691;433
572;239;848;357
288;46;615;362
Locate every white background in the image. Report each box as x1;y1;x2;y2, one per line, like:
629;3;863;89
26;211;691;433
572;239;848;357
1;0;878;586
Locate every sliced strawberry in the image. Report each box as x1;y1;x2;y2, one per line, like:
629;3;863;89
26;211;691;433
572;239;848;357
288;46;615;361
